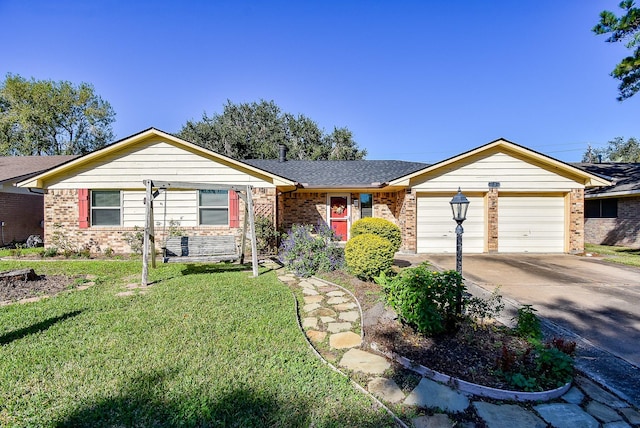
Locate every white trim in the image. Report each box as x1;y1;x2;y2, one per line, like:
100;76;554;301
90;190;122;226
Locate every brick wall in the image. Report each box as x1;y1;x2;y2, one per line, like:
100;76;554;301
280;192;327;230
44;188;276;255
278;190;418;251
487;188;499;252
395;190;416;252
568;189;584;253
0;193;44;244
585;196;640;247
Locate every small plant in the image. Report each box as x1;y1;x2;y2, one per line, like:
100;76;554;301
547;337;577;356
345;233;396;281
536;346;574;387
123;226;144;255
350;218;402;252
279;223;344;277
103;247;115;257
465;286;504;323
50;223;79;254
168;219;186;237
39;247;59;258
514;304;542;340
9;245;23;257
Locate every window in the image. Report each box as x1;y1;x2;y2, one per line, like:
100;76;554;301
199;190;229;225
91;190;121;226
361;193;373;218
585;198;618;218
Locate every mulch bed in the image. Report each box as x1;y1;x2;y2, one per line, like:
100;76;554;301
321;270;538;391
0;271;77;304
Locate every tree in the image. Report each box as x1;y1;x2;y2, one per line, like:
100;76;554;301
0;74;115;155
582;137;640;162
178;100;366;160
593;1;640;100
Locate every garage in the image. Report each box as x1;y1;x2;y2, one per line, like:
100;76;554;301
417;194;485;253
498;195;565;253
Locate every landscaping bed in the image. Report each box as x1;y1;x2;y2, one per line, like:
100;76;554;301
0;269;78;303
321;270;573;392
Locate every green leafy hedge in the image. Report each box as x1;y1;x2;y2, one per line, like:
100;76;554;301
350;218;402;252
344;233;395;280
375;263;463;335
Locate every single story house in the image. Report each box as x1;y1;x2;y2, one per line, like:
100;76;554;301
0;155;77;245
573;162;640;248
17;128;610;255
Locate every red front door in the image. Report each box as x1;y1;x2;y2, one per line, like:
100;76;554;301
329;196;348;241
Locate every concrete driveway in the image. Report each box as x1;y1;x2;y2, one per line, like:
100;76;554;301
422;254;640;367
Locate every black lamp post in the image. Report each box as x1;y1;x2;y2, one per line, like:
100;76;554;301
449;187;469;314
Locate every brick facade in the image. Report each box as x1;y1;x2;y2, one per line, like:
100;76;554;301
43;185;591;255
278;190;416;251
44;188;277;255
585;196;640;247
487;188;499;252
0;193;44;244
568;189;584;253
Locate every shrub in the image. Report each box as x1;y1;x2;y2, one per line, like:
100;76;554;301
255;215;280;255
123;226;144;255
350;218;402;252
279;223;344;277
375;263;463;335
345;233;396;281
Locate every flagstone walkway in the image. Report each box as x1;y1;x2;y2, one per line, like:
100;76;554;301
274;268;640;428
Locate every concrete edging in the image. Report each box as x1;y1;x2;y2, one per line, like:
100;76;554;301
371;343;572;402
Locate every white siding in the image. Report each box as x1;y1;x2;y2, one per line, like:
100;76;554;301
46;140;274;189
122;190;199;228
417;195;485;253
498;196;565;252
412;151;582;192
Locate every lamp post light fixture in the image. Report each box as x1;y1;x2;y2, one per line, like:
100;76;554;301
450;187;469;314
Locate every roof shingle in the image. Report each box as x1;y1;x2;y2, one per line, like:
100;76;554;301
242;159;429;187
0;155;78;184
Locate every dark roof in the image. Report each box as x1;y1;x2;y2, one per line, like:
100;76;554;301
573;162;640;197
243;159;429;188
0;155;78;184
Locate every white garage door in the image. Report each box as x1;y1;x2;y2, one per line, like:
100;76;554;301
498;195;565;253
417;195;485;253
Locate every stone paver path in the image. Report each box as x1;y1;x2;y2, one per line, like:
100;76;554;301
273;266;640;428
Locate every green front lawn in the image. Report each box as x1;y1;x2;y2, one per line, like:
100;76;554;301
585;243;640;268
0;260;393;427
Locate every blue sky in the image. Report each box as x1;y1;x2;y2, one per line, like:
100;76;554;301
1;0;638;163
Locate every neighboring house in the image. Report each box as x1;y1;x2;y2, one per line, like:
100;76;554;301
573;162;640;247
17;128;609;254
0;155;77;245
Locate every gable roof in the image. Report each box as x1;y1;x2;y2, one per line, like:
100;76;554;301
243;159;429;188
17;128;297;189
388;138;611;188
573;162;640;197
0;155;78;184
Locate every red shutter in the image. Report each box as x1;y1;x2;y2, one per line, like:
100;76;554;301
229;190;239;227
78;189;90;228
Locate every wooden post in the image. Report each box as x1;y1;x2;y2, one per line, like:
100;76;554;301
246;185;259;277
142;179;152;286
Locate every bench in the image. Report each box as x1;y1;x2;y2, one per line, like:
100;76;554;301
162;235;240;263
